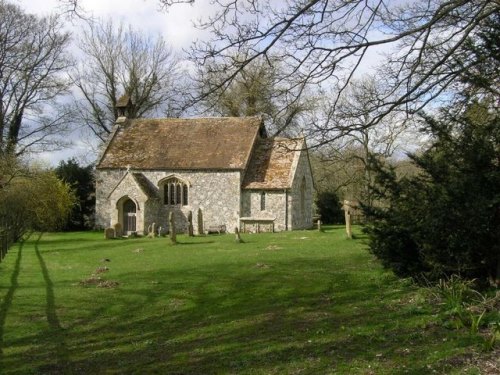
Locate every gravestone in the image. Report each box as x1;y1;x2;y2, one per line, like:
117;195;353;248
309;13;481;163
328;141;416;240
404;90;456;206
113;223;123;237
343;200;352;239
169;212;177;245
104;227;115;239
317;219;322;232
187;211;194;237
234;227;244;243
147;222;156;238
197;208;204;235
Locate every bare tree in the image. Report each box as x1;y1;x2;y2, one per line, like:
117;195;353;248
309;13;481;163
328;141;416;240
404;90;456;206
73;20;184;141
0;1;72;156
158;0;498;140
198;54;314;137
313;76;419;205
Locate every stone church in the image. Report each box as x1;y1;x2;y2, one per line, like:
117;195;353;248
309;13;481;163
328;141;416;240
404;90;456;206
95;115;314;235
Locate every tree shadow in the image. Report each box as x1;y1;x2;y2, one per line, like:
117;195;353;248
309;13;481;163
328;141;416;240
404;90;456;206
34;234;69;372
0;241;23;356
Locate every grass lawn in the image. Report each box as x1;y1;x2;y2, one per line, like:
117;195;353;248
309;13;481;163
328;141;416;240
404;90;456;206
0;226;493;374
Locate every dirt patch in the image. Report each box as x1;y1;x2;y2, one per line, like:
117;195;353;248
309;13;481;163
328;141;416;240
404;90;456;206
79;276;103;286
94;266;109;274
255;263;271;269
97;280;119;288
265;245;283;251
132;248;144;253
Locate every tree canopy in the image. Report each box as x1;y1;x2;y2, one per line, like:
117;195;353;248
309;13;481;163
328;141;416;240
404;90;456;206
0;1;72;156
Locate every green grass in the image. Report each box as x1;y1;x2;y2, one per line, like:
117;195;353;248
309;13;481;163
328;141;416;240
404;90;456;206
0;226;488;374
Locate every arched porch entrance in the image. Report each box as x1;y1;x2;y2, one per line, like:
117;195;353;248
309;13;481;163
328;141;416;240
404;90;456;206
122;198;137;233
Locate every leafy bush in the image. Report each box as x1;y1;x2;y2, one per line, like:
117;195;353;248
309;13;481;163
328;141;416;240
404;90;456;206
315;191;343;224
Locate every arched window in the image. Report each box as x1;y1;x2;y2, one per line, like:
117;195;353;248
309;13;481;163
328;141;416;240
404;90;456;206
260;191;266;211
162;177;188;206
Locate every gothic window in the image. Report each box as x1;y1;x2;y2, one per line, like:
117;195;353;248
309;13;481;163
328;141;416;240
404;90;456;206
260;191;266;211
162;178;188;206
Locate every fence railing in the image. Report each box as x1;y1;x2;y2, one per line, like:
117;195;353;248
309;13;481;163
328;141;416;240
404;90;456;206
0;230;13;262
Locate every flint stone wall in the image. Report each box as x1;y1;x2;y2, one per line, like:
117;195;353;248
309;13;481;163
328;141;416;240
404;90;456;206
96;169;241;234
289;149;314;230
241;190;287;231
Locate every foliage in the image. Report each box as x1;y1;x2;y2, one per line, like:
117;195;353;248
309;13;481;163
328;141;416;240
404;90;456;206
54;158;95;230
0;227;494;373
0;156;76;240
315;191;343;224
364;102;500;284
424;275;500;350
0;0;72;155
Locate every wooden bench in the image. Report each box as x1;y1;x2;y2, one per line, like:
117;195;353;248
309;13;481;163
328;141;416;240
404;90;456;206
207;224;227;234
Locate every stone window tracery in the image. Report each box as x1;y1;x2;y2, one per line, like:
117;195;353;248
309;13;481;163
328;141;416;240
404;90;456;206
162;177;188;206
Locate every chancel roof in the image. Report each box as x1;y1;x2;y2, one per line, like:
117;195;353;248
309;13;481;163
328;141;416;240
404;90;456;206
97;117;263;170
242;138;304;190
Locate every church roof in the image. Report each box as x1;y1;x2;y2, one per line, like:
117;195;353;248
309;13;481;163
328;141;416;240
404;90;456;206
242;138;304;190
97;117;263;170
131;172;159;198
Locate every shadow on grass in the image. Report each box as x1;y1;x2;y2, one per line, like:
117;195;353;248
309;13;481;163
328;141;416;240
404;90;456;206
34;234;69;372
2;232;474;374
0;241;23;356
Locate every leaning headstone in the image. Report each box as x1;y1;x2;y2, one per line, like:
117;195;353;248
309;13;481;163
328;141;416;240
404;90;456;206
234;227;244;243
197;208;204;235
169;212;177;245
343;200;352;239
104;227;115;239
113;223;123;238
187;211;194;237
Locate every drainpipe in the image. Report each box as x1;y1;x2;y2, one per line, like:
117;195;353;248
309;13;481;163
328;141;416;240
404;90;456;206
284;189;288;231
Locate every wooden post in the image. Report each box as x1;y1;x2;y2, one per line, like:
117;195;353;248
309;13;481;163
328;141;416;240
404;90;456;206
343;200;352;239
187;211;194;237
169;212;177;245
197;208;204;235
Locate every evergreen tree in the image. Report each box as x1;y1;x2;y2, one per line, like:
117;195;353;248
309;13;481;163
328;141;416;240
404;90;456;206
364;102;500;284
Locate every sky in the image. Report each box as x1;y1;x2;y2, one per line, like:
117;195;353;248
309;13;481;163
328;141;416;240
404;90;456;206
17;0;212;166
16;0;389;166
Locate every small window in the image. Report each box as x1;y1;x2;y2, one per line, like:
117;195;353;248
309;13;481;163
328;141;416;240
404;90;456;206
260;191;266;211
162;178;188;206
182;184;188;206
